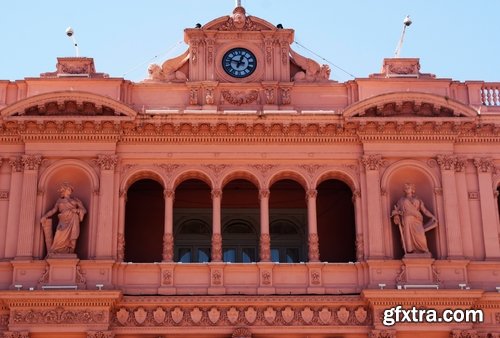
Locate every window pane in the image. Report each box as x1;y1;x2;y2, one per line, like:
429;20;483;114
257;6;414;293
271;248;280;263
198;248;210;263
286;248;299;263
178;248;191;263
223;248;236;263
242;248;256;263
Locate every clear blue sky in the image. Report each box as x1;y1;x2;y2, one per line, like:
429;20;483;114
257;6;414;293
1;1;499;83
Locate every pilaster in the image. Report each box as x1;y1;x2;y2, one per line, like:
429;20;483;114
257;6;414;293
15;154;42;259
454;158;475;258
436;155;464;258
94;155;117;259
474;157;500;259
361;154;385;259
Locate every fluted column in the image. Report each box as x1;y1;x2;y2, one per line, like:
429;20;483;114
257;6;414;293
211;188;222;262
4;158;23;258
306;189;319;262
94;154;117;259
474;157;500;259
259;189;270;262
361;154;385;259
436;155;464;258
163;189;175;262
16;154;42;258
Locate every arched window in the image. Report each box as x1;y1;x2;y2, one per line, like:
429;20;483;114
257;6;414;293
124;179;164;263
222;219;258;263
221;179;260;263
174;179;212;263
316;179;356;262
269;179;307;263
270;219;305;263
175;219;211;263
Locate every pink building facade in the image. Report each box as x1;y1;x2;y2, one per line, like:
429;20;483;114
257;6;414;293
0;6;499;338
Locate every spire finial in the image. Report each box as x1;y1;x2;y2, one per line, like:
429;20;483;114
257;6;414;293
235;0;242;8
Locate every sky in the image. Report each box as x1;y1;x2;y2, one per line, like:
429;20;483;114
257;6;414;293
1;1;499;83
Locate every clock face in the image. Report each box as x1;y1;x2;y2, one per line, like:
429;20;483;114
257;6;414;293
222;48;257;78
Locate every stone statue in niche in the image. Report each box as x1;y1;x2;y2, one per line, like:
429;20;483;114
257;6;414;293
41;182;87;255
391;183;437;255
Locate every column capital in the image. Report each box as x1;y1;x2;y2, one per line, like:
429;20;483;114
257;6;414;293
259;189;270;200
473;157;494;173
9;157;23;172
211;188;222;199
95;154;118;171
163;189;175;199
361;154;385;171
306;189;317;199
21;154;42;171
436;154;457;171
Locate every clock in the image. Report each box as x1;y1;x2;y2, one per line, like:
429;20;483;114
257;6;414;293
222;48;257;78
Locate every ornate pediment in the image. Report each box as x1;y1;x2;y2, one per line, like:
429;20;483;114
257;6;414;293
343;92;478;119
1;91;137;118
202;7;276;31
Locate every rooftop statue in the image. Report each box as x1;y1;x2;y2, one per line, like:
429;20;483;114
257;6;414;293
290;48;331;82
41;182;87;255
146;49;189;82
391;183;437;255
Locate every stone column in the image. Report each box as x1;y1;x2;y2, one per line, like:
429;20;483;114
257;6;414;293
0;158;6;259
94;154;117;259
163;189;175;262
4;158;23;258
352;190;365;261
474;157;500;259
306;189;319;262
259;189;270;262
211;188;222;262
16;154;42;258
454;158;475;258
116;189;126;262
361;154;385;259
436;155;464;258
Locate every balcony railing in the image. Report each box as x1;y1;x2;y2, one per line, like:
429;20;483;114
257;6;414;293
481;84;500;106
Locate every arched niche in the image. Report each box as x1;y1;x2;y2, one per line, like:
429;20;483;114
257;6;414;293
38;160;98;259
384;163;440;259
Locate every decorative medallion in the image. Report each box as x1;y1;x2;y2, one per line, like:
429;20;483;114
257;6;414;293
264;307;276;324
281;307;294;324
171;307;184;324
208;307;220;324
116;308;129;325
227;307;240;324
244;307;257;324
190;307;203;323
153;307;166;324
301;307;314;324
318;307;331;324
354;307;367;324
134;307;147;325
337;306;350;324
